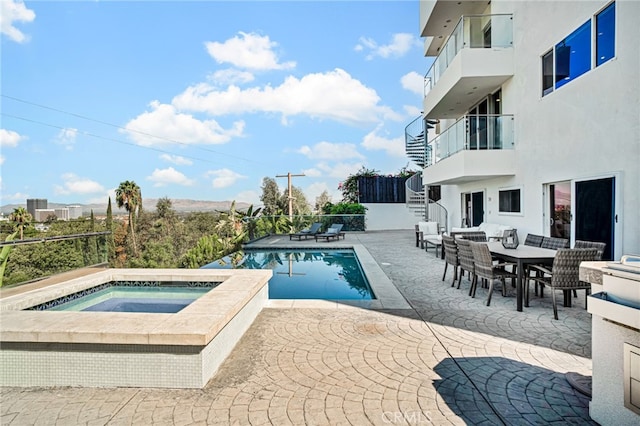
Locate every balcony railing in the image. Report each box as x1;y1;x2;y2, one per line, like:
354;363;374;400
427;114;514;166
424;14;513;96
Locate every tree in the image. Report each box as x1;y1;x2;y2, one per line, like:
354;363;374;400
115;180;142;256
9;207;32;240
260;177;281;215
282;185;311;215
315;190;332;213
339;166;379;203
156;197;175;219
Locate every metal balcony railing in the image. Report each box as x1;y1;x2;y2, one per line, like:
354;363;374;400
427;114;515;166
424;14;513;96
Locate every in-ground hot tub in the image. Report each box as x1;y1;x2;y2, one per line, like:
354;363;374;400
0;268;271;388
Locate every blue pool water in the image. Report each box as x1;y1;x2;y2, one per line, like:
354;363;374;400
46;286;211;313
202;249;374;300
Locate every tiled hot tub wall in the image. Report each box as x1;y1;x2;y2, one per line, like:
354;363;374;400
0;269;271;388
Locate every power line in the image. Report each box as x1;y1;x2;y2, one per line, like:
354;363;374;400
1;94;261;166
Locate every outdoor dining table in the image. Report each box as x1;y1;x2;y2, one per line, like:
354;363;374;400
487;242;557;312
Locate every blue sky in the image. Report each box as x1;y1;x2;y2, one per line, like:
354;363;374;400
1;0;430;208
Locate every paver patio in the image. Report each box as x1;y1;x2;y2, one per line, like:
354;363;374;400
0;230;595;425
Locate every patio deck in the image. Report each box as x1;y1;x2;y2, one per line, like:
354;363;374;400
0;230;595;425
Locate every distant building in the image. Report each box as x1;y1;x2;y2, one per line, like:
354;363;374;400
34;209;55;222
67;205;83;219
26;199;47;218
54;208;70;221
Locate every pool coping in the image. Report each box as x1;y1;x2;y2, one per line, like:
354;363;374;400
0;268;272;346
243;238;411;310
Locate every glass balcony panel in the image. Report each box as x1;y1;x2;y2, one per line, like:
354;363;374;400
423;14;513;92
425;115;514;168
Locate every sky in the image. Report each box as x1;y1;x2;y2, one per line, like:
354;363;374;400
0;0;430;209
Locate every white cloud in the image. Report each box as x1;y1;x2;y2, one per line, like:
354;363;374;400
160;154;193;166
403;105;422;117
207;69;255;86
55;127;78;150
53;173;105;195
361;127;406;157
205;32;295;71
173;68;399;125
0;155;4;166
234;190;260;206
86;189;116;205
123;101;245;146
0;128;25;147
297;141;363;160
0;0;35;43
355;33;419;60
401;71;424;96
147;167;195;187
306;162;364;180
3;191;29;201
205;168;247;189
304;182;336;204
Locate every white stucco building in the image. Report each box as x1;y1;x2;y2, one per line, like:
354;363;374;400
408;0;639;260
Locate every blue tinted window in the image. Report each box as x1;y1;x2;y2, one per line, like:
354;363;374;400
596;2;615;66
555;20;591;89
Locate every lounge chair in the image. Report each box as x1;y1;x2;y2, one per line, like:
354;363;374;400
315;224;344;242
289;222;322;240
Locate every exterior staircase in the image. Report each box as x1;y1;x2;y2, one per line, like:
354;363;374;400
404;116;448;232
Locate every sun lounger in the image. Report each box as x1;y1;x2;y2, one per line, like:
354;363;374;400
315;224;344;242
289;222;323;240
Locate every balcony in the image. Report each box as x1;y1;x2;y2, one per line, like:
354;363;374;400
421;114;516;185
423;14;514;119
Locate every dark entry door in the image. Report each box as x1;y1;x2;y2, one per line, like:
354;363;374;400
471;191;484;227
575;177;615;260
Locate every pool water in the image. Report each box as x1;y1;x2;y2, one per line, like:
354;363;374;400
202;249;374;300
46;286;211;313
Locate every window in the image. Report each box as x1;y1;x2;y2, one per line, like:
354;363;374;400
542;50;554;96
596;2;615;66
555;20;591;89
541;2;616;96
499;188;521;214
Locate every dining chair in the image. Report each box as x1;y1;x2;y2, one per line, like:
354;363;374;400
541;236;569;249
573;240;607;305
528;248;598;319
455;238;475;294
453;231;487;242
524;234;544;247
469;242;517;306
574;240;606;260
441;235;459;287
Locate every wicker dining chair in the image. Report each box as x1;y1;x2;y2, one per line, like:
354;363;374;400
541;236;569;249
452;231;487;242
441;235;459;287
469;242;517;306
574;240;606;260
529;248;598;319
573;240;607;304
455;238;475;294
524;234;544;247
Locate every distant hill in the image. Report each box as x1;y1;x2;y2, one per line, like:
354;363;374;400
1;199;253;216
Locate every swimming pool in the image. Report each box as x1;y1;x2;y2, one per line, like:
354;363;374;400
202;249;375;300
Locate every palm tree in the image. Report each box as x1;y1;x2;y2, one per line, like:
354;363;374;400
9;207;32;240
115;180;142;256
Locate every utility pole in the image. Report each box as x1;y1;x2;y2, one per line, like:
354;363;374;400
276;172;305;223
